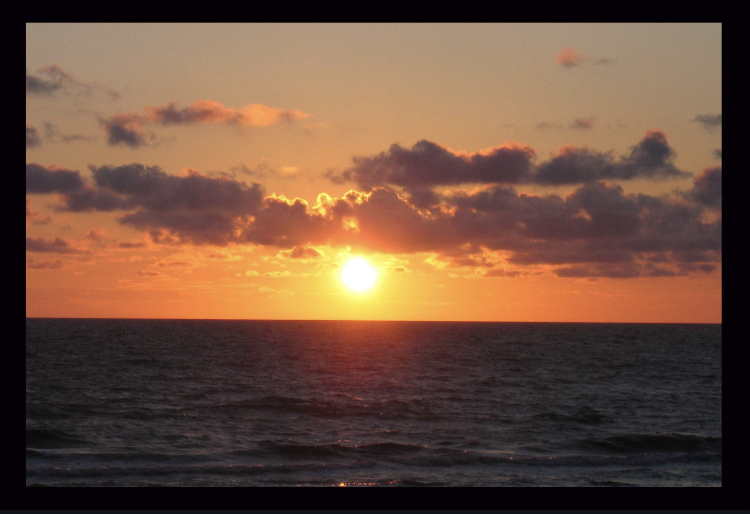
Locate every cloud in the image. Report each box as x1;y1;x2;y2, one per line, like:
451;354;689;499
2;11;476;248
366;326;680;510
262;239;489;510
329;139;535;206
687;166;721;209
26;125;41;148
278;245;325;260
26;198;51;226
555;48;615;69
26;69;63;96
26;237;84;254
101;100;310;147
62;164;265;245
232;161;275;179
554;263;641;279
26;65;119;99
26;258;64;270
26;163;85;193
482;268;521;278
42;123;96;144
101;114;157;148
27;138;719;278
332;131;688;194
569;117;596;130
713;149;722;160
142;100;309;127
229;161;301;181
556;47;586;68
535;130;688;185
691;113;722;132
118;241;147;249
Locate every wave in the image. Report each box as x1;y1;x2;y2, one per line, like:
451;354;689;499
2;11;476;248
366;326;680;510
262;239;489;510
579;433;721;454
533;406;613;425
197;395;443;421
26;428;88;449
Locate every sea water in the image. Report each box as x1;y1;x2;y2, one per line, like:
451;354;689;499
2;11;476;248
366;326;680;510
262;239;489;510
26;319;721;487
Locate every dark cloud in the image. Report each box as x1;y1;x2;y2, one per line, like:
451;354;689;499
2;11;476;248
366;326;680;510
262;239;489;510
26;65;119;99
26;163;85;194
26;69;63;95
691;113;722;132
329;140;536;203
62;187;133;212
27;144;719;278
90;164;264;213
26;125;41;148
535;131;688;185
688;166;721;209
26;237;83;254
713;149;722;160
101;115;156;148
63;164;266;245
331;131;688;194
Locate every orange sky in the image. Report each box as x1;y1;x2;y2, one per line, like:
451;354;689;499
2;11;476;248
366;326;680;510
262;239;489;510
26;24;722;322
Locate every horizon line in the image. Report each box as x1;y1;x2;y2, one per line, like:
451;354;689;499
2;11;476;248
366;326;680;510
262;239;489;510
25;316;722;325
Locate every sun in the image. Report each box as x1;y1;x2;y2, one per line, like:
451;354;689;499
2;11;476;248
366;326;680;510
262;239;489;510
341;257;377;292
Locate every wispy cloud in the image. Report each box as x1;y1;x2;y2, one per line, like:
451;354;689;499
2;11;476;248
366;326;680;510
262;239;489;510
42;123;96;144
691;113;722;133
101;100;310;148
26;65;119;99
143;100;309;127
26;125;41;148
26;237;85;254
555;48;615;68
569;117;596;130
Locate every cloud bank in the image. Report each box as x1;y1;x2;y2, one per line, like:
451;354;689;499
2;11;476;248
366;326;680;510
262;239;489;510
328;131;689;205
26;130;721;278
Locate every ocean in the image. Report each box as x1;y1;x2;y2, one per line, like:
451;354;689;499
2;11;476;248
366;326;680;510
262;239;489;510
26;319;721;489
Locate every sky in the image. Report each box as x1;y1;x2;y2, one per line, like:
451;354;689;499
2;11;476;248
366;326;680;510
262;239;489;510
26;23;722;322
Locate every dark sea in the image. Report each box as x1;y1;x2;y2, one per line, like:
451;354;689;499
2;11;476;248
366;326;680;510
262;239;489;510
26;319;722;491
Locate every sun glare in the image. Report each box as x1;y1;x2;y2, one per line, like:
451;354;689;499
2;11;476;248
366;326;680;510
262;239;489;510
341;257;377;292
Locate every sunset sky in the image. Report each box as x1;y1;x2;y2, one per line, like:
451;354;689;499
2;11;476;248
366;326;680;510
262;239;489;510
26;23;722;322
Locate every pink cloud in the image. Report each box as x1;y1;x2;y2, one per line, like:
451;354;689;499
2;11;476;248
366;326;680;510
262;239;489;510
142;100;310;127
556;47;586;68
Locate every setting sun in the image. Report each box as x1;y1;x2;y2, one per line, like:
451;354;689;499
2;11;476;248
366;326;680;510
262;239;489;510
341;257;377;292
